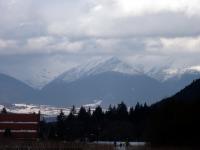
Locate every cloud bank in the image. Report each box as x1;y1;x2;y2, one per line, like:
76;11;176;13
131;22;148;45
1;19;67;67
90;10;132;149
0;0;200;86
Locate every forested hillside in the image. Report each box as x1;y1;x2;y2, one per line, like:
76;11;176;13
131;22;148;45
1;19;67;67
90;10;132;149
38;79;200;146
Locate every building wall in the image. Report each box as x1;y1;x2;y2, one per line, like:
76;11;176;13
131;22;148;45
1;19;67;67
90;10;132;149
0;113;40;139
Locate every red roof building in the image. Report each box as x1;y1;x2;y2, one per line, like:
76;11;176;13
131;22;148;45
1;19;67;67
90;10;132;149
0;113;40;139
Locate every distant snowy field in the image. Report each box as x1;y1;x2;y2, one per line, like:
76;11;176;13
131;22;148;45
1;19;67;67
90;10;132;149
0;100;102;121
0;103;70;117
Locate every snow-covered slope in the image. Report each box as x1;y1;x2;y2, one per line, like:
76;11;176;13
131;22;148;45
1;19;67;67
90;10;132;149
160;65;200;81
55;57;142;83
21;64;200;89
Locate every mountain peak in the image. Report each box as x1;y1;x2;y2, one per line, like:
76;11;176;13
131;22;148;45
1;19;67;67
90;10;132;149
56;56;141;83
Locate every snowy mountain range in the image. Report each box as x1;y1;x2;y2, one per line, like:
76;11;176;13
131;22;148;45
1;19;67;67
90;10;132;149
4;56;200;90
0;57;200;107
17;56;200;89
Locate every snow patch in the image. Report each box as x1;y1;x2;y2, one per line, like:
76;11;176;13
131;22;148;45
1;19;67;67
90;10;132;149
0;100;103;119
0;103;70;117
187;65;200;72
83;100;102;108
56;57;141;83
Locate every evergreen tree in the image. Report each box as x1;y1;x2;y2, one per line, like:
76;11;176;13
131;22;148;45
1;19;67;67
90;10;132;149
116;102;128;120
87;107;92;118
105;105;117;120
56;110;66;139
71;105;76;115
92;106;104;121
78;106;90;121
67;106;76;120
135;102;141;111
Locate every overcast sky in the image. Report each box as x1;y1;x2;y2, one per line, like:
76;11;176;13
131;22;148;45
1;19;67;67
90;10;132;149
0;0;200;87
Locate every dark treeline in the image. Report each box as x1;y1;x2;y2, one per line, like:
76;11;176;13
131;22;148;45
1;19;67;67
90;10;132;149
39;99;200;146
39;79;200;146
40;102;150;142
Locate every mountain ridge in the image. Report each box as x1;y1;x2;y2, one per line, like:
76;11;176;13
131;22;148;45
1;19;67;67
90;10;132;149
2;57;200;90
41;71;167;106
53;57;142;84
0;73;38;104
0;57;200;106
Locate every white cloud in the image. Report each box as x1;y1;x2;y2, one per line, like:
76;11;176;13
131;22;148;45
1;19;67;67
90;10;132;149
117;0;200;17
24;36;84;54
0;39;17;49
32;0;200;39
161;37;200;53
145;36;200;54
52;40;84;53
188;65;200;71
1;0;200;40
0;0;200;79
26;36;53;50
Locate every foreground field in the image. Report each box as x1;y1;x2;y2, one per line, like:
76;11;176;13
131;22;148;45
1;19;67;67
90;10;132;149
0;141;114;150
0;141;199;150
